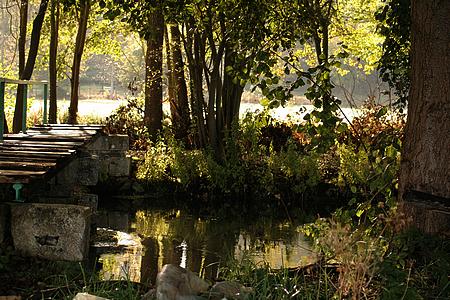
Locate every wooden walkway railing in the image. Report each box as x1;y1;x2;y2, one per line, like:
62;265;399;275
0;77;49;140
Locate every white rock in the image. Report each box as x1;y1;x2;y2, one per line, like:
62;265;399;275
156;264;209;300
73;293;110;300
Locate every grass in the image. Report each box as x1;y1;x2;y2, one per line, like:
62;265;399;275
0;250;144;299
218;253;337;299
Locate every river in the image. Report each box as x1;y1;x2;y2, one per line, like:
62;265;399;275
92;208;316;285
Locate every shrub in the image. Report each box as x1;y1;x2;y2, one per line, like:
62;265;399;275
105;97;150;150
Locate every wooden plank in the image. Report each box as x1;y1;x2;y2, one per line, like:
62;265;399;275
0;151;73;159
0;139;84;147
0;170;46;176
0;149;74;155
0;176;31;183
0;170;46;183
2;135;91;142
0;142;76;149
31;125;104;130
21;132;98;137
0;145;77;152
0;156;58;163
26;128;99;134
0;161;56;170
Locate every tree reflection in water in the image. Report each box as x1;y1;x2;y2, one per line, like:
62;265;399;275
96;209;315;285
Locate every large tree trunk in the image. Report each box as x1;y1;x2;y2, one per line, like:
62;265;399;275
68;0;90;124
48;0;59;124
18;0;28;75
12;0;49;133
144;9;164;139
168;24;190;142
399;0;450;234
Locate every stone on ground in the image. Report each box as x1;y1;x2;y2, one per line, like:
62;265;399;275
208;281;253;300
73;293;110;300
156;264;209;300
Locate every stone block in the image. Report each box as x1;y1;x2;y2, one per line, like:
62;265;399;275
108;156;130;177
57;156;99;186
0;204;7;244
75;194;98;214
87;135;129;152
78;156;100;186
11;203;91;261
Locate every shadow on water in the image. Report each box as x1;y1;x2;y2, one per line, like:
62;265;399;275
91;205;316;286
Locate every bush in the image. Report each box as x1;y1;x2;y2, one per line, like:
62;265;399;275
105;97;150;150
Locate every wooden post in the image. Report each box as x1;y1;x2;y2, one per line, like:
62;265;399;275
0;80;5;141
22;84;27;133
43;83;48;124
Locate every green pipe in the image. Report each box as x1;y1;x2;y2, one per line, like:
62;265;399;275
0;81;4;141
43;84;48;124
22;84;27;133
12;183;24;202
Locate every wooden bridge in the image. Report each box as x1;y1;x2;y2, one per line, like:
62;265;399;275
0;78;129;191
0;124;105;184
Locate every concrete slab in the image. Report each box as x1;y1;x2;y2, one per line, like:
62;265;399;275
11;203;91;261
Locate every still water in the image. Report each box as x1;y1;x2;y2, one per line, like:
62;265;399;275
93;209;316;285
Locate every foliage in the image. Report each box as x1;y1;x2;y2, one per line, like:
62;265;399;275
135;110;327;214
376;0;411;106
105;96;150;150
221;213;449;300
220;255;336;299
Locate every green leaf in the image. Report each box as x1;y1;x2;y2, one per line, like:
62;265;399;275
376;106;388;118
260;98;270;107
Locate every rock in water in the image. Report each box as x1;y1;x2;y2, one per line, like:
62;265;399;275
156;264;209;300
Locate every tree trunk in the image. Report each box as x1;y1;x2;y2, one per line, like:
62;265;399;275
399;0;450;234
184;23;207;148
168;24;190;142
12;0;49;133
48;0;59;124
18;0;28;75
68;0;90;124
165;26;176;125
144;9;164;140
222;51;244;132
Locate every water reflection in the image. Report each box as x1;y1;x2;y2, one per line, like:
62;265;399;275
94;209;315;285
95;230;143;282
